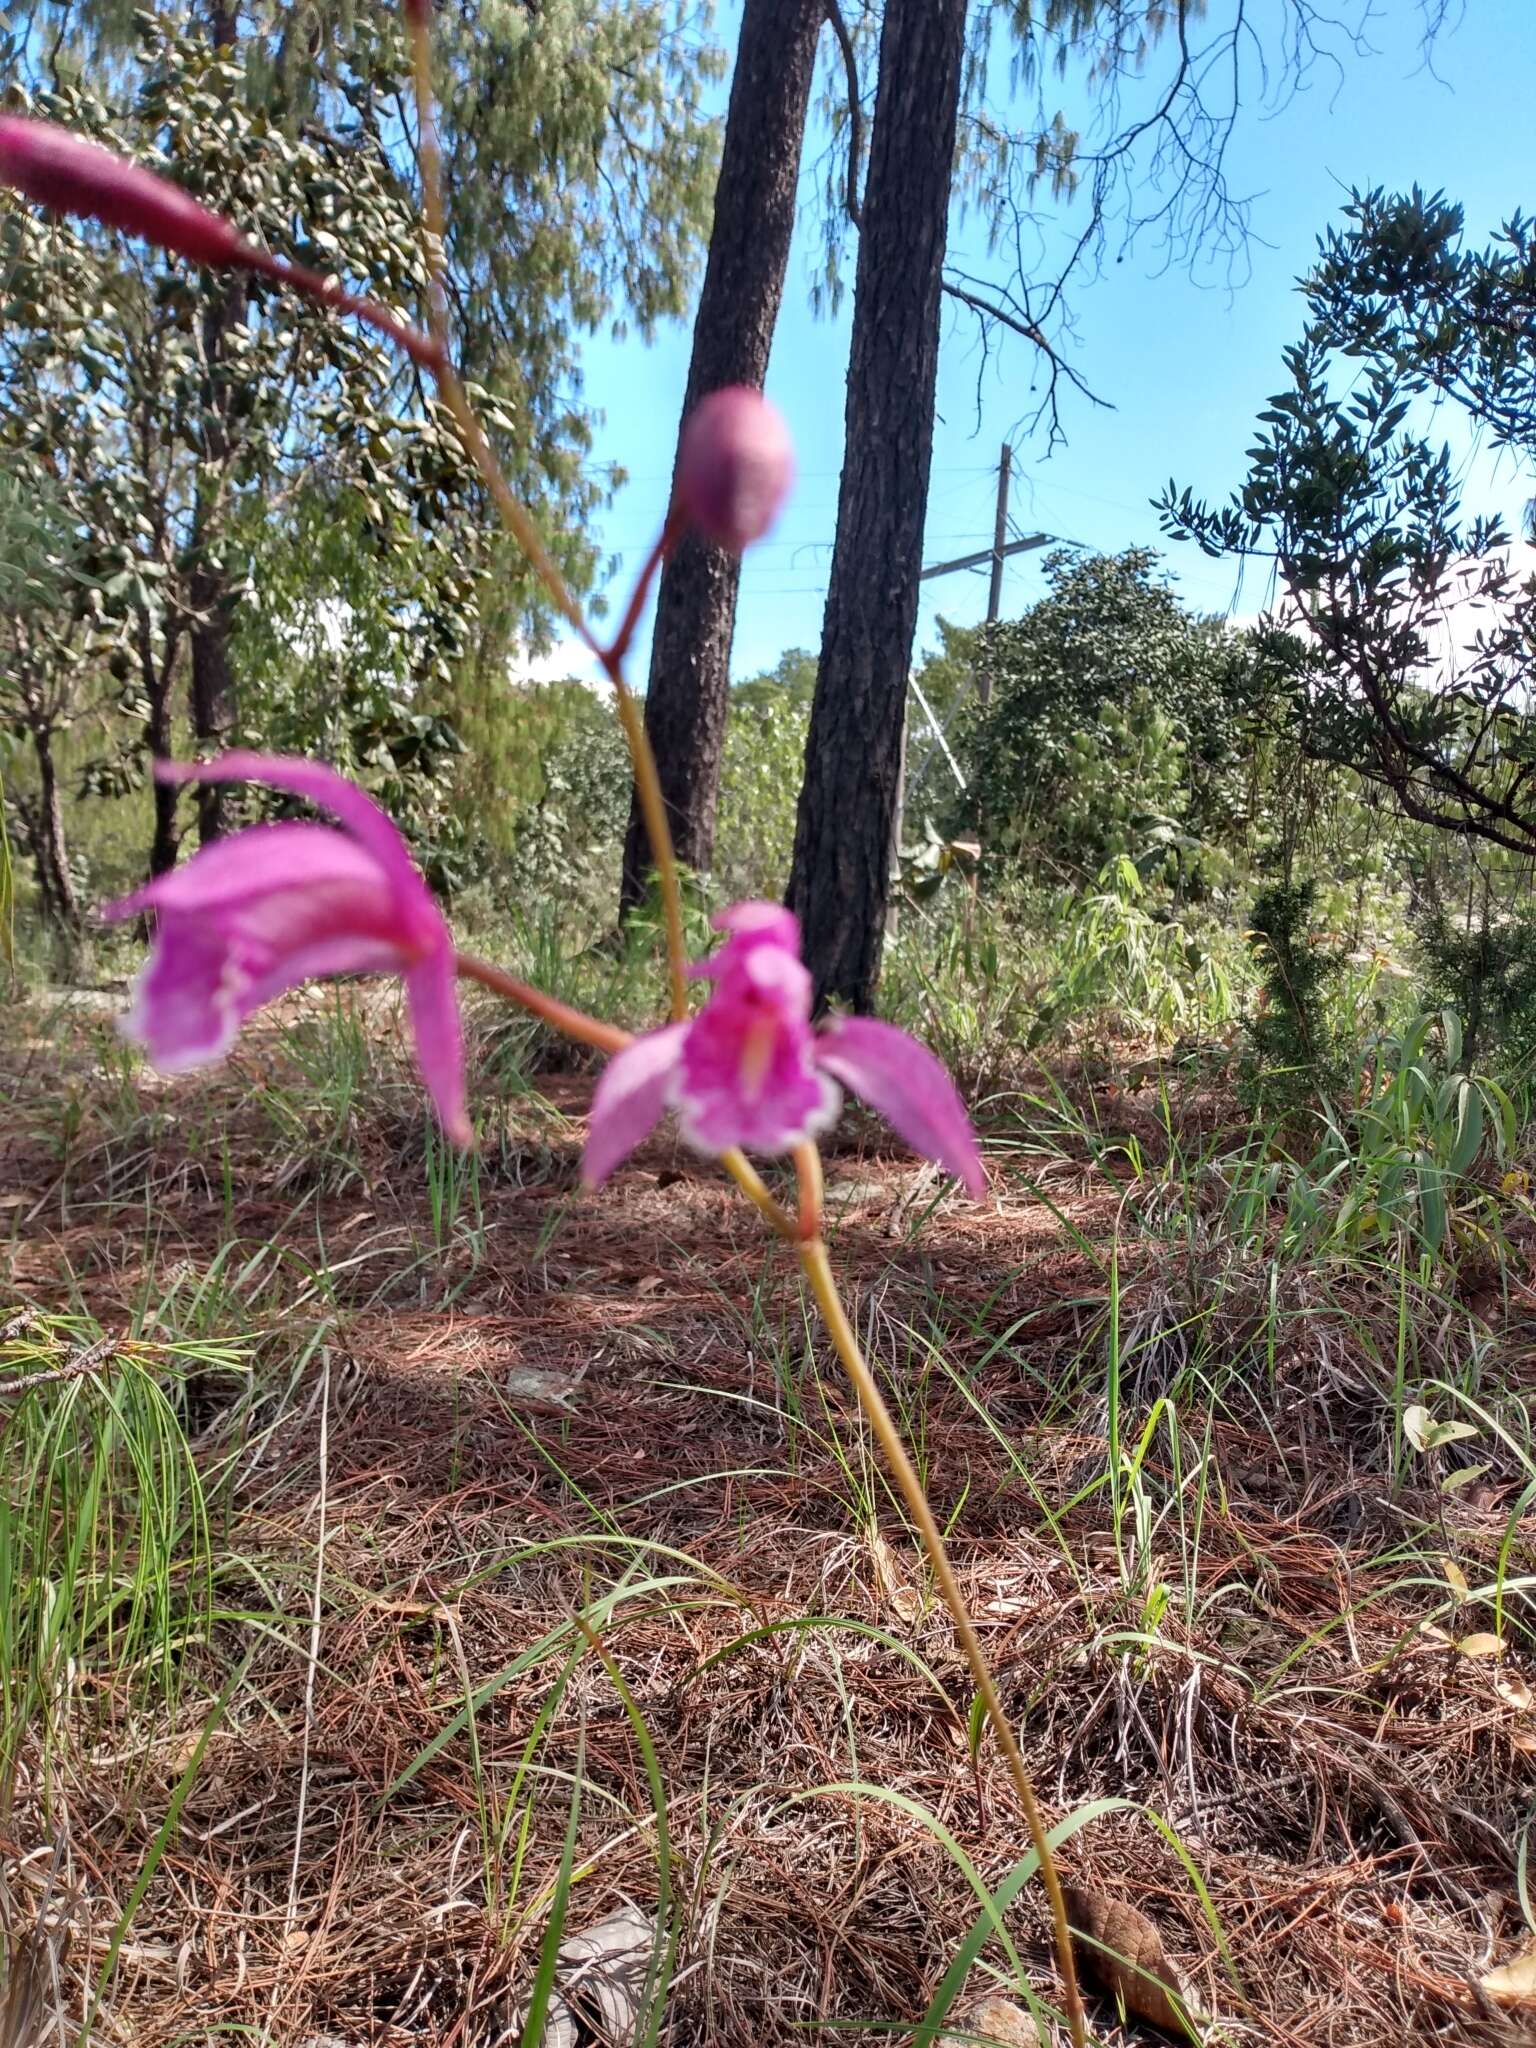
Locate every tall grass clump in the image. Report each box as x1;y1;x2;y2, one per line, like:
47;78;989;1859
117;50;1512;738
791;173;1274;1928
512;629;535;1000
0;1311;219;1802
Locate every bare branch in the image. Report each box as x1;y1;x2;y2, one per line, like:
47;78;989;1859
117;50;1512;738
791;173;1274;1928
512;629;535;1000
822;0;863;229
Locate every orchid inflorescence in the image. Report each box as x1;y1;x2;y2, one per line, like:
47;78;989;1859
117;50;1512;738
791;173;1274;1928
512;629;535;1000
0;46;1088;2046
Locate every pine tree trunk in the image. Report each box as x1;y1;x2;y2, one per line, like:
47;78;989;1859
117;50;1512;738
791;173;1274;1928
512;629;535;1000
786;0;966;1011
188;271;245;845
619;0;824;914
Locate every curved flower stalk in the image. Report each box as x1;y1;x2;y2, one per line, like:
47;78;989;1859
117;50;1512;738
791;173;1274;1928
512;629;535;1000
103;754;469;1145
52;22;1089;2038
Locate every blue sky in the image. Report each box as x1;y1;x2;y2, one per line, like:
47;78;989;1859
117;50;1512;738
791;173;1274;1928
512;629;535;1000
556;0;1536;689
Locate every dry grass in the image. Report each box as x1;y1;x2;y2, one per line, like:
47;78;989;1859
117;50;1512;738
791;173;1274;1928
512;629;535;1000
2;989;1534;2046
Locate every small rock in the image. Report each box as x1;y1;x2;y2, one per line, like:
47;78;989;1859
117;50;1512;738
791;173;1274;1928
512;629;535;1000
941;1996;1043;2046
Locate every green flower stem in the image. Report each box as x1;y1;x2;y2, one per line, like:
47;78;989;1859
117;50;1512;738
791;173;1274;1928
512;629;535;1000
798;1233;1087;2048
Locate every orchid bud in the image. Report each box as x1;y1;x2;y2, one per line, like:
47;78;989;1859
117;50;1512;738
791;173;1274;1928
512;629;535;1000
674;386;793;553
0;115;273;276
0;114;444;369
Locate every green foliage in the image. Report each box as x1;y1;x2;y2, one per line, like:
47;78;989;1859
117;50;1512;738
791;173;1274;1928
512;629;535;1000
954;551;1265;892
1163;187;1536;856
1260;1010;1518;1268
1;17;494;876
233;486;474;884
1241;880;1346;1116
2;1;723;893
1412;887;1536;1078
715;651;816;901
491;681;633;920
0;1313;219;1786
1032;855;1239;1045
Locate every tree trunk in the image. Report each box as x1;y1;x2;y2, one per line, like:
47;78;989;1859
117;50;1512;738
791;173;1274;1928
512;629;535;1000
188;0;242;845
188;550;237;843
30;723;79;930
188;268;246;846
786;0;965;1012
145;614;181;877
619;0;824;914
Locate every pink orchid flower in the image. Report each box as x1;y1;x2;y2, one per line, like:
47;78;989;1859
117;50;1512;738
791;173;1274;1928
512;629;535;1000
103;753;469;1145
583;902;985;1196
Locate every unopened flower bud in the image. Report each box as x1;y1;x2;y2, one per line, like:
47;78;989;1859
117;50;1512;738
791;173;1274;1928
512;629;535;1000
0;114;442;370
0;115;267;274
674;386;793;553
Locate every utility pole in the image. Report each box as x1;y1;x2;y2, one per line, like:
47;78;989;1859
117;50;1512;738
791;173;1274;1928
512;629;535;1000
986;442;1012;625
906;471;1060;799
979;441;1012;708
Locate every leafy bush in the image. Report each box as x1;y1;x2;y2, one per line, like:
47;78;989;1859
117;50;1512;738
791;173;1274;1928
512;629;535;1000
499;686;632;919
1414;895;1536;1078
953;550;1264;893
714;653;814;902
1241;879;1347;1116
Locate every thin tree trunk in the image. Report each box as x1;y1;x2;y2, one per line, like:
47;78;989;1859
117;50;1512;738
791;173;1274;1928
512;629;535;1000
145;613;181;877
786;0;966;1011
619;0;824;913
188;272;244;845
188;548;237;843
188;0;242;845
30;723;79;930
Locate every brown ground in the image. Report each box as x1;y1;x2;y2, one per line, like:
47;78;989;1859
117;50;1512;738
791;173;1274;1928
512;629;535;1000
2;990;1534;2046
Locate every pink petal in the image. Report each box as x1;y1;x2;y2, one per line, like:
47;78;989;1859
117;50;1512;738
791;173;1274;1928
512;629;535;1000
692;900;804;981
815;1017;987;1199
582;1024;687;1187
153;754;441;949
119;918;248;1073
108;820;445;1084
103;822;387;924
405;955;472;1147
711;900;801;949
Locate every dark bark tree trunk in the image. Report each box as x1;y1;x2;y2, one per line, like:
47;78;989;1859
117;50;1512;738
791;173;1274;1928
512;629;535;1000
145;613;182;877
188;0;243;845
188;275;245;846
786;0;966;1012
619;0;825;914
188;545;237;843
30;722;79;930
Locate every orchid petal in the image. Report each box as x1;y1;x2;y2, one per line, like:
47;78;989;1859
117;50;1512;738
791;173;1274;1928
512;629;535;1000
119;918;248;1073
406;954;472;1147
153;754;439;947
815;1016;986;1199
108;766;466;1146
711;900;801;949
104;822;388;925
582;1024;688;1187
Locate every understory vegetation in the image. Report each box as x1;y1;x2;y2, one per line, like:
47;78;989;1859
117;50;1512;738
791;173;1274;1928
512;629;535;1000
4;799;1535;2041
4;6;1536;2044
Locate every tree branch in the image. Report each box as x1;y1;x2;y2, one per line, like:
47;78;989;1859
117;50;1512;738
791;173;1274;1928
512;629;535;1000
823;0;863;229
